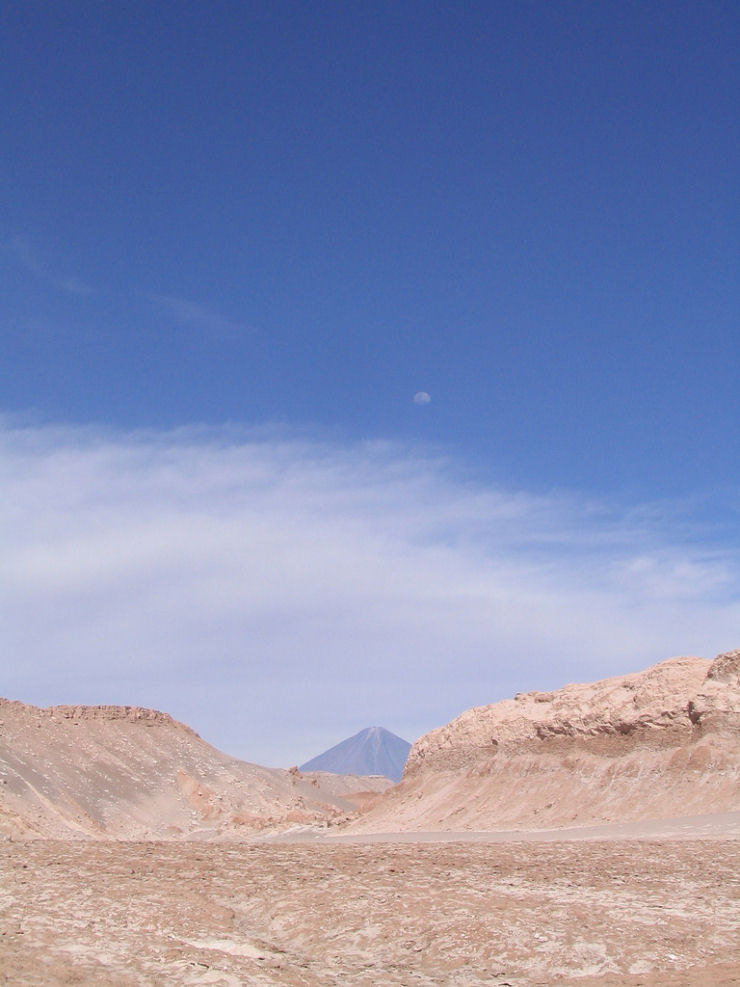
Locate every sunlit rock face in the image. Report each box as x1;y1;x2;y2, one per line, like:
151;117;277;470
348;648;740;833
688;648;740;736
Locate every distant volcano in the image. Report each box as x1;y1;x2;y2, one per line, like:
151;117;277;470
300;726;411;783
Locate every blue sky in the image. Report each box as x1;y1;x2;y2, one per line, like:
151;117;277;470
1;2;738;765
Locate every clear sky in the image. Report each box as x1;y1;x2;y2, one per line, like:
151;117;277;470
1;2;738;766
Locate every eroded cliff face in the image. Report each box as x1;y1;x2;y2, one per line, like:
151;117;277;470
688;648;740;736
349;649;740;833
405;656;711;775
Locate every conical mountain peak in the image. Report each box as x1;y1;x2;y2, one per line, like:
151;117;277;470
300;726;411;782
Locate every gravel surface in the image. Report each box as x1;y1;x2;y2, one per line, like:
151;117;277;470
2;836;738;986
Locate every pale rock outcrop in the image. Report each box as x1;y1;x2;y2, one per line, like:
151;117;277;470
349;649;740;833
688;647;740;736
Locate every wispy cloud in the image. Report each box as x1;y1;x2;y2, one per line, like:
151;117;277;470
1;420;737;766
153;294;249;339
56;276;95;297
3;237;248;332
2;236;95;296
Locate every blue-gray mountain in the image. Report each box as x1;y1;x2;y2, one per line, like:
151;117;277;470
300;727;411;783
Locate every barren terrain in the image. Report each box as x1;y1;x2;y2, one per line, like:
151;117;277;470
2;647;738;983
2;832;739;986
0;701;390;840
350;650;740;833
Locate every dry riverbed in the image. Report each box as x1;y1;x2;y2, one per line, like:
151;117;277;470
1;837;739;986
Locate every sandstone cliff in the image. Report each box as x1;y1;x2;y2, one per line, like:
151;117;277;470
348;648;740;833
0;699;380;840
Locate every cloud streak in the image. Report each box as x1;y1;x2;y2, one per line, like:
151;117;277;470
153;294;249;339
1;420;738;766
3;236;95;296
3;237;251;336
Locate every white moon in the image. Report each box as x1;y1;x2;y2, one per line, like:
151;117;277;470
413;391;431;405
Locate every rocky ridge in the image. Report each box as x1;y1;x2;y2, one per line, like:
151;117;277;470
0;699;387;840
348;648;740;833
2;648;737;840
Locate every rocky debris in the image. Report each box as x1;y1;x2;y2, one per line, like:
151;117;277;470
49;704;192;727
298;769;394;805
3;837;739;986
0;698;183;725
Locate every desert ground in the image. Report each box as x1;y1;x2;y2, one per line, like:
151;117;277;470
2;650;738;983
2;823;739;987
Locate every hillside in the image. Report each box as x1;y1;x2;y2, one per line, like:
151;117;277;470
4;648;737;840
0;700;367;840
347;648;740;833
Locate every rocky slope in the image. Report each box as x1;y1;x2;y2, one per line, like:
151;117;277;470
0;700;384;840
348;648;740;833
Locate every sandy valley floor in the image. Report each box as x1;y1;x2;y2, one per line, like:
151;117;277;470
1;831;739;987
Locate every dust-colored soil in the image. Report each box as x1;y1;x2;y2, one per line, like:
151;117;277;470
1;836;738;986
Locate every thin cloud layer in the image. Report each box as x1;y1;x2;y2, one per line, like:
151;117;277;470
2;236;95;297
1;421;738;766
153;294;248;339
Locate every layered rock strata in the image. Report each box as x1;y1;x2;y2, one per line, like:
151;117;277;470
349;649;740;832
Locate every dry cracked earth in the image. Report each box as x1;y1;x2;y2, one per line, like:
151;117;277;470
2;836;739;986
